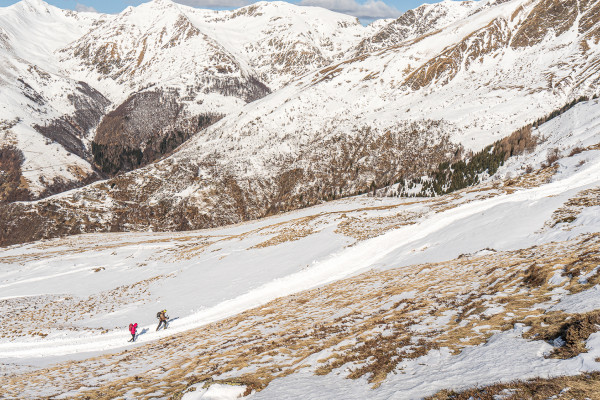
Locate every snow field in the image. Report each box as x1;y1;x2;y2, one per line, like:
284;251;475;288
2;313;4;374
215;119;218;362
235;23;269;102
3;95;600;360
181;383;247;400
2;98;600;398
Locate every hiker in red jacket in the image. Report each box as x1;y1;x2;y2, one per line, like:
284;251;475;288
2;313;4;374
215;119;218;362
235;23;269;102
128;323;138;342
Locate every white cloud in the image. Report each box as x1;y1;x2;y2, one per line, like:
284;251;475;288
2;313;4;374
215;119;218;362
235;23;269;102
174;0;251;7
75;3;98;13
299;0;400;19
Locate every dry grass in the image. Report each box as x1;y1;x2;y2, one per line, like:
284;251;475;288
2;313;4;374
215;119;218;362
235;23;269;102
524;311;600;359
3;234;600;398
548;186;600;229
0;274;168;340
251;215;320;249
334;210;421;241
428;371;600;400
522;264;549;287
569;146;585;157
504;164;559;189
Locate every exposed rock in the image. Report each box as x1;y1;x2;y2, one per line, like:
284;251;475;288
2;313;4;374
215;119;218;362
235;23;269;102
579;0;600;42
511;0;577;48
404;18;511;90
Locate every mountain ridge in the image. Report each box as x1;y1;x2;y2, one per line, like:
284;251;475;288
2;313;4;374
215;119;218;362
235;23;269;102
0;0;371;199
2;0;600;247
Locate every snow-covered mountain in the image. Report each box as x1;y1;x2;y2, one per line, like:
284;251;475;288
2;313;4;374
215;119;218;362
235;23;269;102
3;0;600;397
0;0;373;199
60;0;366;101
352;0;478;56
182;1;368;90
59;0;267;103
3;0;600;247
0;0;107;201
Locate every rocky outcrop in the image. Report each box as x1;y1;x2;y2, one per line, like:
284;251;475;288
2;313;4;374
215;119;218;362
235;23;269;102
511;0;577;48
404;18;511;90
353;1;476;56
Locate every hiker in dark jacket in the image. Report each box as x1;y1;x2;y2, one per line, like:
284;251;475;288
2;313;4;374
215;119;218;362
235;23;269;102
128;323;138;342
156;309;169;331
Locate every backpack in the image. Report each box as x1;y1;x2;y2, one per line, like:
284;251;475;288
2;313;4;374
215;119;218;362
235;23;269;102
129;323;133;330
156;311;162;319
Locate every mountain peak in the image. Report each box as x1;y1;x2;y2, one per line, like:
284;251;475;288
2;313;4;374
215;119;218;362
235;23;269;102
15;0;51;12
21;0;49;6
124;0;177;13
121;0;181;20
147;0;176;8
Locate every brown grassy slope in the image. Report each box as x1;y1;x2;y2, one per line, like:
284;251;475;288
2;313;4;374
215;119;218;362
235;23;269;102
2;233;600;399
429;371;600;400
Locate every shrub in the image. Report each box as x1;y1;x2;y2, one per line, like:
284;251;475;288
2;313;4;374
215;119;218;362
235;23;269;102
569;146;584;157
546;148;560;166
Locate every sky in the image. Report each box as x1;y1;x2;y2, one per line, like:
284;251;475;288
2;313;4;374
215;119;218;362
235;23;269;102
0;0;445;23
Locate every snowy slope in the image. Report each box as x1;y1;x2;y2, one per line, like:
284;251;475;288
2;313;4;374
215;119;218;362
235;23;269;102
185;1;367;89
352;0;479;56
1;98;600;398
198;0;600;154
0;0;106;198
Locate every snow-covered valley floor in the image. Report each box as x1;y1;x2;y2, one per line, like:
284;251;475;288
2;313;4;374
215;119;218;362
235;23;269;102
2;101;600;398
